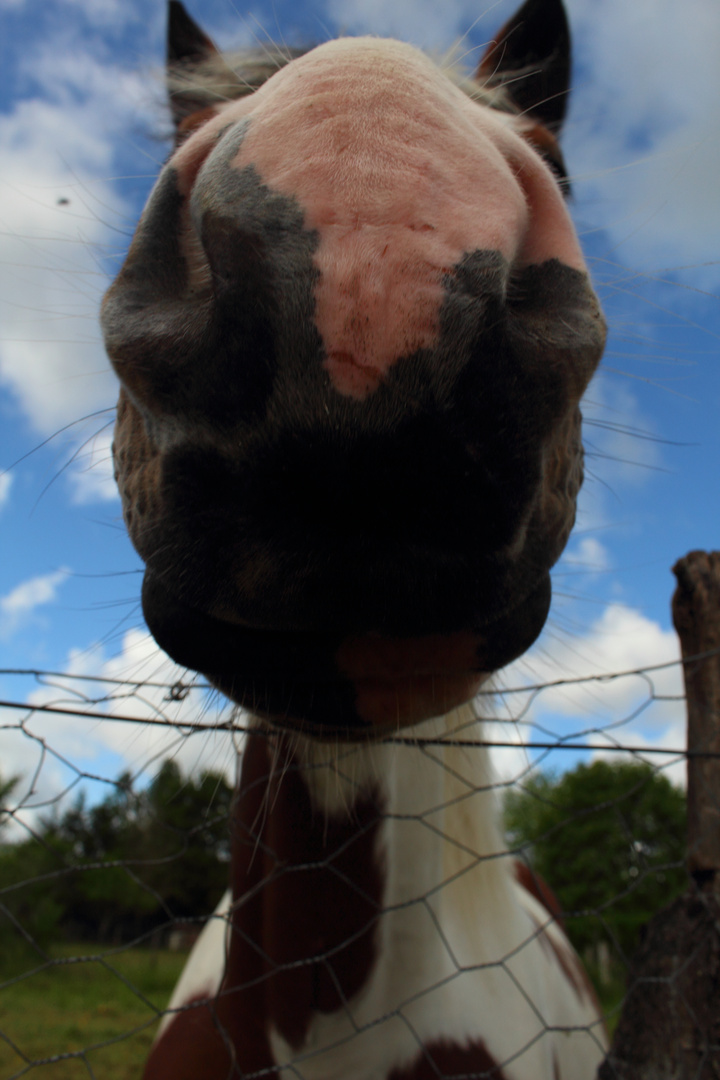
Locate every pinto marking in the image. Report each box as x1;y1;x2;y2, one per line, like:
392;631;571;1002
103;0;609;1076
144;711;606;1079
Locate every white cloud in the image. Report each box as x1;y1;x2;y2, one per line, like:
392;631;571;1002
40;629;238;781
561;536;610;575
567;0;720;284
52;0;146;28
589;722;686;789
555;368;667;546
0;37;159;504
0;568;70;639
324;0;487;50
0;95;123;436
0;471;12;511
509;602;680;716
0;627;239;840
492;601;686;785
65;422;118;504
581;374;662;487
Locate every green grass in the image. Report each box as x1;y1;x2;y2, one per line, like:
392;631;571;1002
0;943;187;1080
0;941;626;1077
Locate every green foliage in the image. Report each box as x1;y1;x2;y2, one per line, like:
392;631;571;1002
504;759;687;958
0;769;21;833
0;759;233;955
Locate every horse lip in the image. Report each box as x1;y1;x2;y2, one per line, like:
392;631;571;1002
334;630;482;681
141;566;550;699
140;567;551;739
252;670;490;743
141;569;339;680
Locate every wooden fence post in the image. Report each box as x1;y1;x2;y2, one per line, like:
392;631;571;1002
598;550;720;1079
672;550;720;877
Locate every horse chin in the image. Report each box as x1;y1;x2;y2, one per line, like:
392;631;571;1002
141;570;551;740
256;671;492;742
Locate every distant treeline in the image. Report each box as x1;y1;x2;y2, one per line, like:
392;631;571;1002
0;760;233;955
0;755;687;969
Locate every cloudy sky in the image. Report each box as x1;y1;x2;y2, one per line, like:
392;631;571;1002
1;0;718;817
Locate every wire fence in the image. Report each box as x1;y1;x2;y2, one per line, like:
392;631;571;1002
0;643;709;1079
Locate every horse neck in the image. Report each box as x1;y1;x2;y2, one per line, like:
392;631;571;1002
224;704;515;1051
236;701;508;894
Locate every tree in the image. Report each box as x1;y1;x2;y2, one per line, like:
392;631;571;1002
504;760;687;959
0;771;64;970
0;759;234;953
136;759;233;923
0;771;20;834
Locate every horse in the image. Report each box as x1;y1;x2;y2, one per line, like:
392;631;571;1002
101;0;608;1075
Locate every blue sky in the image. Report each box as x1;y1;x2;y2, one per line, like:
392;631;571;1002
1;0;719;817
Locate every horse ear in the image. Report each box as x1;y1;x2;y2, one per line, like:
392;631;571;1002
167;1;225;135
168;0;218;67
477;0;571;134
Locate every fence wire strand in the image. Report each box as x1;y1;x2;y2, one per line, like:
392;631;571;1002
0;655;708;1078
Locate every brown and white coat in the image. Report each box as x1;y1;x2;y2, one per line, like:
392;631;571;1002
143;710;606;1079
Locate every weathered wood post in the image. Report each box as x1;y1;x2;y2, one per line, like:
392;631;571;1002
674;550;720;878
598;550;720;1079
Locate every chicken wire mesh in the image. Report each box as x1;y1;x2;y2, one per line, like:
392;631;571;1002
0;656;698;1079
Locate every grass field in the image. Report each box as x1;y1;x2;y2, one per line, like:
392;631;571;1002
0;941;624;1078
0;943;187;1079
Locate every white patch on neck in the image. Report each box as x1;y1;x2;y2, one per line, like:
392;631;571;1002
267;705;605;1079
155;707;605;1076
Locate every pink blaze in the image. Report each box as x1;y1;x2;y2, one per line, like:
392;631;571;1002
172;38;586;399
